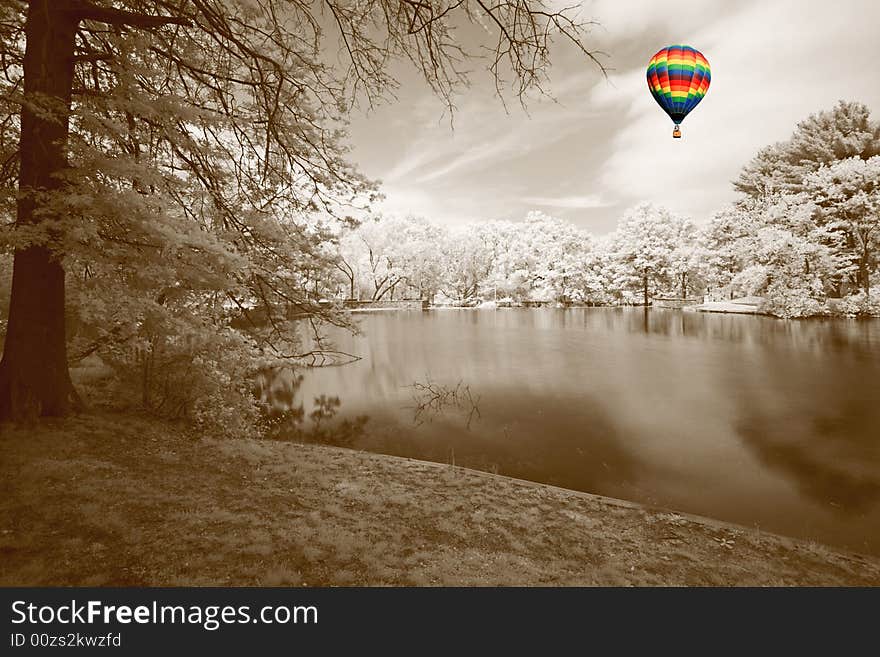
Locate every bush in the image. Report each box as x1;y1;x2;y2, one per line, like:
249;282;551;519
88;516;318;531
759;282;826;319
830;291;880;317
86;317;268;439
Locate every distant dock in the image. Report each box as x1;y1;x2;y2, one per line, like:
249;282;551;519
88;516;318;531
652;297;703;309
689;296;764;315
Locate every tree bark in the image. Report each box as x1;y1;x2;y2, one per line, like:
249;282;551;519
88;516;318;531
0;1;79;420
643;271;649;307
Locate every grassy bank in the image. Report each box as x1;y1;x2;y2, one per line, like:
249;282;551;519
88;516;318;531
1;413;878;586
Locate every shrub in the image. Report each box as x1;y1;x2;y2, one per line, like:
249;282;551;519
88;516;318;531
759;282;826;319
831;291;880;317
94;320;267;439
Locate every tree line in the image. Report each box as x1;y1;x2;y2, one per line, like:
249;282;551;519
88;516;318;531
327;101;880;319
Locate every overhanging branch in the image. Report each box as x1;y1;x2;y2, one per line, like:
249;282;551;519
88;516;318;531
69;1;192;29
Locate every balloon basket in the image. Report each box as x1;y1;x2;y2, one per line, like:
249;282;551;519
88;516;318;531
672;125;681;138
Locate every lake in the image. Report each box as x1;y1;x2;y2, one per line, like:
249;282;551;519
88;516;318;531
280;308;880;556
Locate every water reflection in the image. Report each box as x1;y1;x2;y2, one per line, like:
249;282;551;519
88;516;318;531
733;380;880;514
737;414;880;513
278;308;880;555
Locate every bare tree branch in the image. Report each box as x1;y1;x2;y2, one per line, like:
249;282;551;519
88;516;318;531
69;1;192;29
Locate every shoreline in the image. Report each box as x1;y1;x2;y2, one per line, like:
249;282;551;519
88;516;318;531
331;443;877;559
2;412;878;586
348;304;880;319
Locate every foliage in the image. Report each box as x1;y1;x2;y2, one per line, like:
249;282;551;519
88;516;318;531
707;101;880;316
337;215;444;301
804;156;880;295
734;101;880;199
98;318;268;438
438;224;496;302
515;212;592;302
608;203;694;302
832;290;880;317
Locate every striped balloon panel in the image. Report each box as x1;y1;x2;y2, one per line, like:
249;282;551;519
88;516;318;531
646;45;710;123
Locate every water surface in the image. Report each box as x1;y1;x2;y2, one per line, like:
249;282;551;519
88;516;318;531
283;308;880;555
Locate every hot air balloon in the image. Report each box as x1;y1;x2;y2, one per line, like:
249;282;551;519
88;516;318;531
646;45;710;138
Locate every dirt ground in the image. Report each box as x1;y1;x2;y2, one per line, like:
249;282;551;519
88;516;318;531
1;412;878;586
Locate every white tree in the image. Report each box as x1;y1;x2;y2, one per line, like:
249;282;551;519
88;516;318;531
609;203;691;305
439;225;495;302
338;215;449;302
519;212;590;303
735;101;880;200
805;156;880;296
481;220;528;300
730;226;835;318
697;206;758;299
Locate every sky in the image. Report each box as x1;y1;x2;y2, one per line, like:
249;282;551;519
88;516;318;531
345;0;880;235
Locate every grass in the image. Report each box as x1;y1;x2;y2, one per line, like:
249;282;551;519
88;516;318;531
1;411;879;586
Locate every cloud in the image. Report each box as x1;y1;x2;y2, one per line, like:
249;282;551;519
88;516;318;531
378;80;598;187
413;134;527;184
520;194;610;209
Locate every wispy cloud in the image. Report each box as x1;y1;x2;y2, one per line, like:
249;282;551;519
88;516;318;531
380;84;595;187
520;194;610;209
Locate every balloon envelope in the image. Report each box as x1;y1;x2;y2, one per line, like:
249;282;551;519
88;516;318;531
646;45;710;126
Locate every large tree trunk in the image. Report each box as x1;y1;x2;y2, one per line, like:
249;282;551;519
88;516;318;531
642;271;649;307
0;1;79;420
